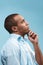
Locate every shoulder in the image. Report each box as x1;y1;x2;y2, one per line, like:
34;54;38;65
1;37;20;56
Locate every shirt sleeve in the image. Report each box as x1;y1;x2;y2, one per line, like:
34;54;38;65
26;43;39;65
1;45;21;65
1;49;7;65
25;38;39;65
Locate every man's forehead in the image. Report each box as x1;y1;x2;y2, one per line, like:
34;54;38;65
13;15;24;22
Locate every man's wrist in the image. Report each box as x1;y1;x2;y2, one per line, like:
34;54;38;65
33;42;38;47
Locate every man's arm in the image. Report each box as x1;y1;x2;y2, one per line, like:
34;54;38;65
33;43;43;65
28;30;43;65
41;55;43;65
1;46;20;65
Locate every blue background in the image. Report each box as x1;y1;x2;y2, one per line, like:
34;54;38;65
0;0;43;64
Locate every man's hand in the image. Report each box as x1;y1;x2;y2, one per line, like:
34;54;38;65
28;30;43;65
28;30;38;45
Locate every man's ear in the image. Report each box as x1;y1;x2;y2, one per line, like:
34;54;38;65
11;26;18;32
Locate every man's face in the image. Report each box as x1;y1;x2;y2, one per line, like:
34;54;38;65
14;15;30;35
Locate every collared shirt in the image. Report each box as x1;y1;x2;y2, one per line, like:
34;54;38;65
1;34;38;65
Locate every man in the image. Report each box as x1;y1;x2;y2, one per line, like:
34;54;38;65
1;13;43;65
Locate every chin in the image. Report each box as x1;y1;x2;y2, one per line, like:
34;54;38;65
27;29;29;33
25;31;29;34
24;28;30;34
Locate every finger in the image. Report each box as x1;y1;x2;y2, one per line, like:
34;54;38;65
28;30;37;39
32;34;37;39
29;30;33;36
30;32;34;37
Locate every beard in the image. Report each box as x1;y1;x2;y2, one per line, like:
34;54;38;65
23;29;29;36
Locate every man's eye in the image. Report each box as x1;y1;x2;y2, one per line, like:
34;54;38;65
23;19;25;22
21;20;25;23
21;21;24;23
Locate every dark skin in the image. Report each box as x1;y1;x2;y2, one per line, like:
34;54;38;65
28;30;43;65
11;15;43;65
41;55;43;65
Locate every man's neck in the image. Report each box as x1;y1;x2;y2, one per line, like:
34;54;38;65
12;32;25;38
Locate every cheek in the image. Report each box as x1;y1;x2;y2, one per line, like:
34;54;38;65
20;26;27;32
18;23;28;31
21;25;26;29
18;25;25;31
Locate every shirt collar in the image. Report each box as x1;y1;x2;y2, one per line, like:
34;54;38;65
10;33;24;41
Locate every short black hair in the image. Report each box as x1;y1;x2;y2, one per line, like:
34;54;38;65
4;13;19;34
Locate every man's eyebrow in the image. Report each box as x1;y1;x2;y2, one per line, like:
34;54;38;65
22;18;25;21
20;19;25;22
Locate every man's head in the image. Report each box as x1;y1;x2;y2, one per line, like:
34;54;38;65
4;13;30;36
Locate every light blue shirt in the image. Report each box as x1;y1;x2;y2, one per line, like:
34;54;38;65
1;34;38;65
